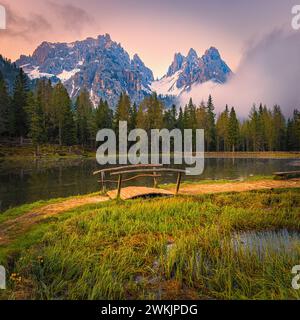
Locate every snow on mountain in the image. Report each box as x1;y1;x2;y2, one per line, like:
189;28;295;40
21;66;54;80
151;47;232;98
57;69;81;82
151;71;184;96
15;35;231;107
16;34;154;107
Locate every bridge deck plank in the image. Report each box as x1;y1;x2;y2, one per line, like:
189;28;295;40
107;186;174;200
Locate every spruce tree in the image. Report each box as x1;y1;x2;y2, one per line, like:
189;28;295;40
206;95;216;151
272;105;286;151
129;102;138;131
11;69;29;143
63;106;77;146
26;92;46;155
136;103;147;130
287;110;300;151
138;93;164;132
186;98;197;130
36;79;54;143
240;120;251;152
163;104;177;130
95;99;113;130
249;105;260;151
0;71;10;137
177;107;184;133
114;93;131;125
261;105;275;151
52;82;76;146
196;101;209;150
257;104;266;151
114;93;131;144
216;105;229;151
147;93;164;130
75;89;95;146
228;107;240;152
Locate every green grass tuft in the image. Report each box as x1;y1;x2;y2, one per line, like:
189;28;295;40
1;188;300;300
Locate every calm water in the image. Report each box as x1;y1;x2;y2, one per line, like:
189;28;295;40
0;157;299;212
232;229;300;258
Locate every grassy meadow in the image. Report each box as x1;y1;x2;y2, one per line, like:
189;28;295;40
0;186;300;300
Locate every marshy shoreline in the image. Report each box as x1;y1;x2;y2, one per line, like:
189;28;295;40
1;143;300;161
0;178;300;300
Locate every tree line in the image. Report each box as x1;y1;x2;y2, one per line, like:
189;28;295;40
0;69;300;152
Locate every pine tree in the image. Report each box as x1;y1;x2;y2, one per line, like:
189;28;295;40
177;107;184;133
129;102;138;131
36;79;54;143
196;101;209;150
287;110;300;151
52;82;76;146
62;106;77;146
286;118;295;151
137;93;164;132
186;98;197;130
11;69;29;143
206;94;216;151
163;104;177;130
0;71;10;136
261;105;275;151
249;105;260;151
136;103;147;130
147;93;164;130
26;92;46;155
228;107;240;152
240;120;251;152
95;99;113;130
75;89;95;146
114;93;131;125
113;92;131;144
216;105;229;151
272;105;286;151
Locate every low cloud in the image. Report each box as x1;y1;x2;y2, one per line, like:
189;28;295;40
47;1;95;34
181;30;300;118
0;1;95;42
0;4;51;40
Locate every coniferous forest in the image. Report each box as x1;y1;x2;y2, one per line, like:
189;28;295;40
0;68;300;153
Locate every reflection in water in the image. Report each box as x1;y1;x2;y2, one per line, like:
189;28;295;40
232;229;300;258
0;157;298;212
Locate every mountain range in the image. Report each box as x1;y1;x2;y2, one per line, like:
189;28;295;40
151;47;231;97
12;34;232;107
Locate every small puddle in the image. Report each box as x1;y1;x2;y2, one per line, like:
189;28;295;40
232;229;300;257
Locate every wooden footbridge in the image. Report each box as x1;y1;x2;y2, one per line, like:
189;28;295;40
273;170;300;179
93;164;186;200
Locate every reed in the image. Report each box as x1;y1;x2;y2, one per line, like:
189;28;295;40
1;188;300;300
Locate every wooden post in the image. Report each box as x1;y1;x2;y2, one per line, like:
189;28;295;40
117;174;123;199
175;172;182;195
153;167;158;188
101;172;106;193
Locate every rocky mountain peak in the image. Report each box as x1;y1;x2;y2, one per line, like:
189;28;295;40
131;54;154;84
16;34;154;107
187;48;198;60
151;46;232;97
167;53;185;77
203;47;221;60
132;54;143;64
15;34;232;107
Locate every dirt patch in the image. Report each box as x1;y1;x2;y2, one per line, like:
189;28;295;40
1;179;299;247
107;186;174;200
0;195;109;246
178;179;300;195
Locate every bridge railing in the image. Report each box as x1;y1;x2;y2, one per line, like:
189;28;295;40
93;164;186;198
